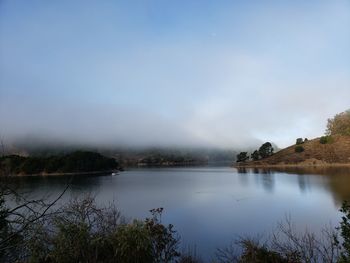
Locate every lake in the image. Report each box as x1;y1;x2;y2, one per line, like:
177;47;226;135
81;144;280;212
8;166;350;261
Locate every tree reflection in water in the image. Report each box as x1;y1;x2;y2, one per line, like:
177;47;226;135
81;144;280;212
236;166;350;205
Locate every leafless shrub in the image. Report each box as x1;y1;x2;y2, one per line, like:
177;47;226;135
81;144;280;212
216;217;342;263
179;245;204;263
52;193;122;233
271;216;341;263
216;239;244;263
0;177;69;262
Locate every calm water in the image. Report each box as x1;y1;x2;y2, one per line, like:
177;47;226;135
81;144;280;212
8;166;350;261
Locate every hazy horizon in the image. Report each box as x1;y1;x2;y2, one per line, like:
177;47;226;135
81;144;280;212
1;0;349;149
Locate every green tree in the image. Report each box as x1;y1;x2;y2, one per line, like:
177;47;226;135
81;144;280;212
258;142;274;159
236;152;249;162
295;138;303;145
294;146;304;153
251;150;259;161
319;136;333;144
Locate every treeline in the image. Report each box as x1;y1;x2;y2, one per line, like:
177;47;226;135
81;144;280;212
236;142;274;163
115;148;234;167
137;153;207;167
0;151;119;175
3;140;237;167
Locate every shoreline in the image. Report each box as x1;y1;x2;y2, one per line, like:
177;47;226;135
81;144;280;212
233;163;350;169
1;170;120;177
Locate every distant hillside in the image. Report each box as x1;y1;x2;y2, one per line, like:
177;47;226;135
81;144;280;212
0;151;120;176
113;148;237;167
239;135;350;166
2;139;238;167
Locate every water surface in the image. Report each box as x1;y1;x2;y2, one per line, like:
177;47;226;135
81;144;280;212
8;166;350;261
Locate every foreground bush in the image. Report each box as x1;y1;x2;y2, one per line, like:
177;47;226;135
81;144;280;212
237;239;295;263
216;212;347;263
339;201;350;262
27;199;179;263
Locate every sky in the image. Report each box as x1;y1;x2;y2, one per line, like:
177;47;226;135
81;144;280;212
0;0;350;149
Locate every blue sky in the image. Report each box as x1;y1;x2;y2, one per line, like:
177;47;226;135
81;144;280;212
1;0;350;148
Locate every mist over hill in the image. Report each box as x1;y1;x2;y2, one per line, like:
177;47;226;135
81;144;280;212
1;136;245;165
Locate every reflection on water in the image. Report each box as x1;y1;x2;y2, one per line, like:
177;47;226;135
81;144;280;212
3;166;350;261
297;175;311;193
236;166;350;205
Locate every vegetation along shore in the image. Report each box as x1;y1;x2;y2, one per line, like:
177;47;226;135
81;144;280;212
0;151;120;176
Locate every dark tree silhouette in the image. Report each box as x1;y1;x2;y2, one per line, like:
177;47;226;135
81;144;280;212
236;152;249;162
258;142;274;159
296;138;304;145
251;150;260;161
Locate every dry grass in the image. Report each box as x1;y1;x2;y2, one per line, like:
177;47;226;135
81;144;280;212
239;135;350;167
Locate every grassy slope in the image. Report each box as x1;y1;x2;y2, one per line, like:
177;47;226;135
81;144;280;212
245;135;350;166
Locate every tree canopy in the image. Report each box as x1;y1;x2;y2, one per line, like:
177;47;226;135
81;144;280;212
326;109;350;136
236;152;249;162
258;142;274;159
251;150;259;161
